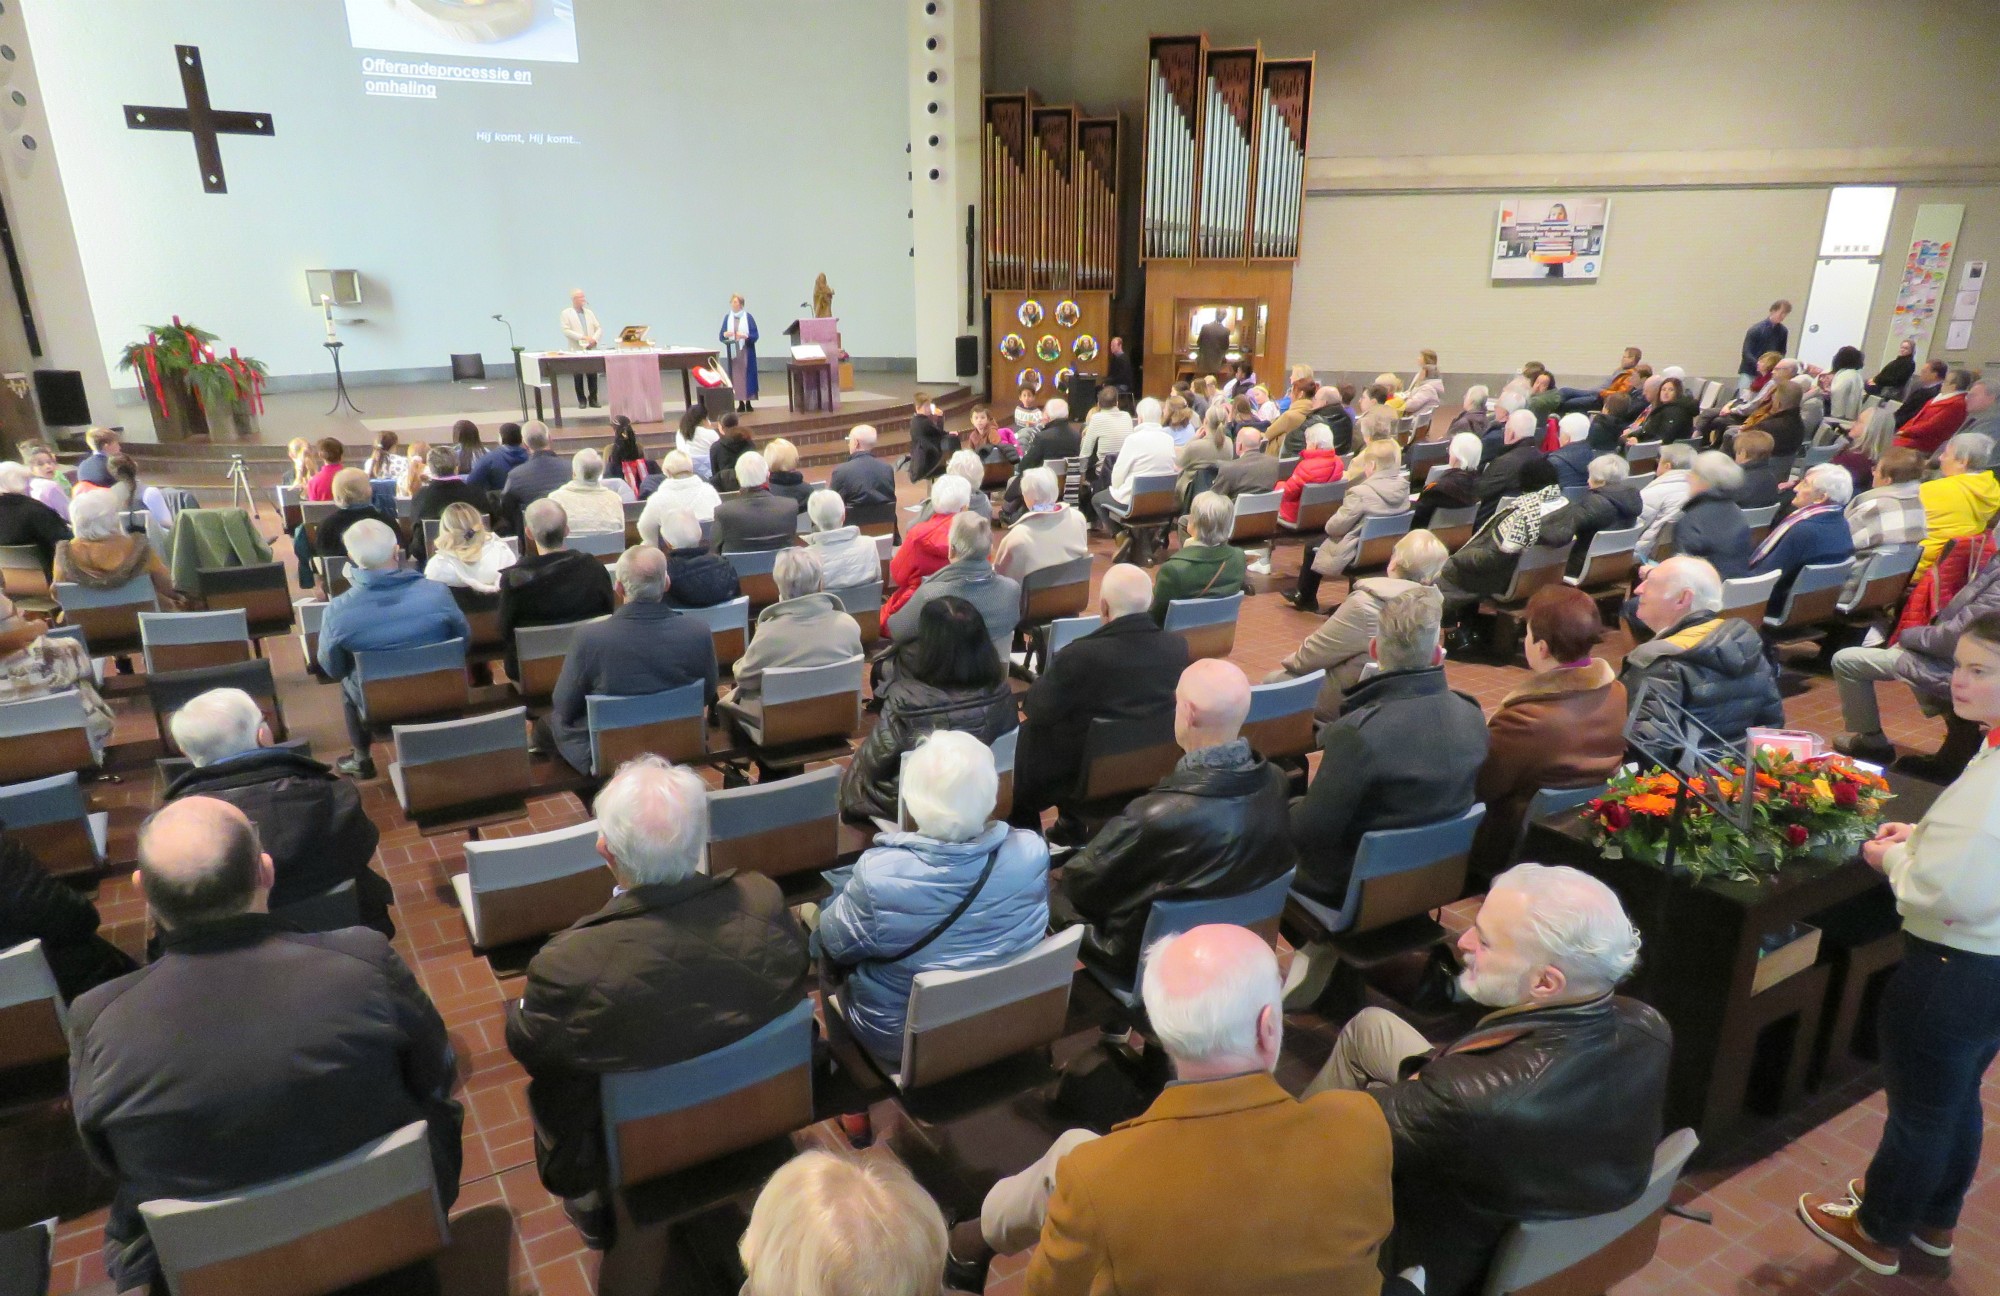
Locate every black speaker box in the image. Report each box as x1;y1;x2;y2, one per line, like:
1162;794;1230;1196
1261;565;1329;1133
955;334;979;377
1065;371;1099;412
33;370;89;427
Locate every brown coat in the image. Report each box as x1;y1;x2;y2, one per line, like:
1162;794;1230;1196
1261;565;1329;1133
1026;1072;1393;1296
1469;658;1628;874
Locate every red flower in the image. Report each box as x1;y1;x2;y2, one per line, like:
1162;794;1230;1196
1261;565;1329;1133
1784;824;1810;848
1831;781;1860;809
1599;803;1631;831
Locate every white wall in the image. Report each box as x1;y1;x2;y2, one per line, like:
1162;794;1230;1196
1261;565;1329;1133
988;0;2000;377
13;0;917;397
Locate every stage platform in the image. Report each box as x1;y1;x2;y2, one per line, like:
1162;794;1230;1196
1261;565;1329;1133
79;373;981;495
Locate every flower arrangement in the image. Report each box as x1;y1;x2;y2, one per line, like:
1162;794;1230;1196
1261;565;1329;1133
1586;749;1892;883
117;317;267;441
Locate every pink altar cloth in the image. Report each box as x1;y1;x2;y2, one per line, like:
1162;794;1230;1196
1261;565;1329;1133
605;350;664;424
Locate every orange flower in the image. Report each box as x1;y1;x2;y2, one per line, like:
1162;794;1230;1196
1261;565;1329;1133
1624;793;1677;816
1754;772;1782;790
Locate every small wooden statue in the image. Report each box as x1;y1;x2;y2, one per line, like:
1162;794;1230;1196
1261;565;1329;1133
812;274;834;319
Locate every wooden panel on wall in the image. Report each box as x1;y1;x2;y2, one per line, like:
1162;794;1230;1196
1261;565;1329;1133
1141;261;1293;400
989;289;1111;408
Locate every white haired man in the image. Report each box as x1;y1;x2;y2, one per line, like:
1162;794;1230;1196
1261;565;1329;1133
559;288;601;406
722;547;862;719
802;489;882;590
1010;565;1189;830
711;450;798;553
884;511;1020;660
957;924;1395;1293
1210;426;1280;497
0;460;71;576
1094;396;1179;543
1549;411;1597;488
505;755;808;1246
317;519;469;779
497;498;616;681
164;687;391;934
1620;554;1783;755
829;424;897;510
1475;409;1545;523
548;447;625;535
1746;461;1856;605
1307;864;1671;1296
539;546;718;774
992;466;1089;584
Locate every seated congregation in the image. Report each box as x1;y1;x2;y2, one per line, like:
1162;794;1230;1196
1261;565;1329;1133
12;340;2000;1296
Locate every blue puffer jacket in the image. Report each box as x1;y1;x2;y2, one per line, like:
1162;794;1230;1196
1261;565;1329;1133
818;821;1049;1061
317;566;469;706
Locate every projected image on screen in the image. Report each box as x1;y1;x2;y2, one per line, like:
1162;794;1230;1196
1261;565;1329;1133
345;0;580;64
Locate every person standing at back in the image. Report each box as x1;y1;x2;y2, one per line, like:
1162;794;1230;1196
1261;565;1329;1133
560;289;602;408
1739;299;1791;393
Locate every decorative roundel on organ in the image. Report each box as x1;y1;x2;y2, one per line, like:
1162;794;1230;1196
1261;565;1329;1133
1017;299;1044;328
1072;334;1099;363
1054;300;1082;327
1053;366;1075;390
1036;335;1063;363
1016;367;1044;392
999;333;1026;361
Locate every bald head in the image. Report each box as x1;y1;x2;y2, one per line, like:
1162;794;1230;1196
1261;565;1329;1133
614;544;668;602
1175;658;1251;753
1141;924;1284;1078
1099;565;1153;620
137;797;270;929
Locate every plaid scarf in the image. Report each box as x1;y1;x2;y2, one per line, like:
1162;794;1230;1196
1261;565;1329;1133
1749;501;1841;567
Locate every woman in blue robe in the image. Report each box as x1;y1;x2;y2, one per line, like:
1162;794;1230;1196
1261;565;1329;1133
719;294;760;411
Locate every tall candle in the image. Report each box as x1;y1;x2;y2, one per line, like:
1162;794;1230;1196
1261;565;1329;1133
322;294;336;342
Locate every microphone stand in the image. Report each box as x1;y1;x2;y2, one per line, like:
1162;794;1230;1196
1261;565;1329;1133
494;313;527;420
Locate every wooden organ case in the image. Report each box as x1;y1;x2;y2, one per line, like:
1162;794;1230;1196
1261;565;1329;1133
981;92;1119;409
1141;34;1315;399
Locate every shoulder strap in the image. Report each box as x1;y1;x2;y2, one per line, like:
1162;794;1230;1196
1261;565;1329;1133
853;843;1005;968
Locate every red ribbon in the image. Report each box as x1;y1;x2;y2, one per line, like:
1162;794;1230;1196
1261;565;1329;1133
141;331;167;412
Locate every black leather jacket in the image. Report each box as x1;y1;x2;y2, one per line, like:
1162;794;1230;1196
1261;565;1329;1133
839;677;1018;825
1062;741;1298;977
1373;995;1673;1296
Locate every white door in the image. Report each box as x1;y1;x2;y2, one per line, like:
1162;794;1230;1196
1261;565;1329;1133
1798;257;1880;370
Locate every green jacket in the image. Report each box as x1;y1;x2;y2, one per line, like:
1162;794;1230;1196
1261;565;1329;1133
1150;543;1247;622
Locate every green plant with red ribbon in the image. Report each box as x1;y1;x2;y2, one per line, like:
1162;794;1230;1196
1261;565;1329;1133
117;317;267;421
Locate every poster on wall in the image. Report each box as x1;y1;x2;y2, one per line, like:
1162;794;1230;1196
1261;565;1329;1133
1492;196;1611;281
345;0;580;64
1884;203;1963;363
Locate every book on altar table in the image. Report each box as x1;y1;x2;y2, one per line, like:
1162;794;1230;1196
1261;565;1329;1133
791;344;826;361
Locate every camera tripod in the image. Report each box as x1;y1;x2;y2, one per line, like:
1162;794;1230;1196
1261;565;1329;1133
226;453;260;519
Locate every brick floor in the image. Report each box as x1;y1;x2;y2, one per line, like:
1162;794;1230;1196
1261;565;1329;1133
33;475;1985;1296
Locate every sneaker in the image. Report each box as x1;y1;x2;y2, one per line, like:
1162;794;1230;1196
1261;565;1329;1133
1843;1179;1954;1258
334;753;377;780
1798;1191;1899;1275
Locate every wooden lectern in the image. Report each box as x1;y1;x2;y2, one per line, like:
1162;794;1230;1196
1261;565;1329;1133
785;318;845;404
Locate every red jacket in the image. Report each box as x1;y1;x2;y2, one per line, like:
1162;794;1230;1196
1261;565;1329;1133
1894;391;1969;455
880;511;953;631
1279;447;1345;523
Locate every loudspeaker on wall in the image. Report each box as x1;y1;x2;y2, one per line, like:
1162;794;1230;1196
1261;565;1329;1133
955;334;979;377
33;370;89;427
